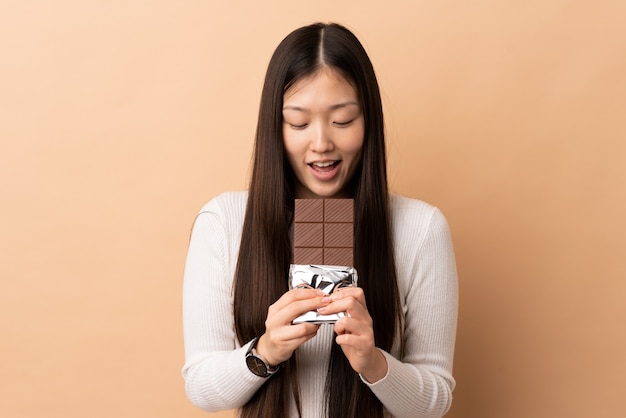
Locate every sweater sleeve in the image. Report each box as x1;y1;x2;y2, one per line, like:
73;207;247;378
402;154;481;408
181;200;266;411
363;206;458;418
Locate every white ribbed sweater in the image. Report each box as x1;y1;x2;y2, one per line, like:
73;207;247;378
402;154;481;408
182;191;458;418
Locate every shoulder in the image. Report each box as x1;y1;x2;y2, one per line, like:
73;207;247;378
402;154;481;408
389;193;438;219
389;193;451;250
389;193;446;229
192;191;248;239
197;190;248;217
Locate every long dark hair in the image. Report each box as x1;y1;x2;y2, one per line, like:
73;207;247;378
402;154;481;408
233;22;402;418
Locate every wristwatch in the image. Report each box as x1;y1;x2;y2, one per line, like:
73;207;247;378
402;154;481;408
245;337;280;378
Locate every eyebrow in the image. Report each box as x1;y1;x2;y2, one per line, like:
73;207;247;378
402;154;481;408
282;101;360;112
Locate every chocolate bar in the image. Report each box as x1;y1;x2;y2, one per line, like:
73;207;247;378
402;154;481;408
293;198;354;266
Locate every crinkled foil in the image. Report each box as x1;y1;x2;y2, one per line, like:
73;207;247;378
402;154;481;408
288;264;358;324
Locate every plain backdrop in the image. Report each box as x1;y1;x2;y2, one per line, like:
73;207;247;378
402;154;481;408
1;1;625;417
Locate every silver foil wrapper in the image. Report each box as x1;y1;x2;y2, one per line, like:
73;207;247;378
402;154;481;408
288;264;358;324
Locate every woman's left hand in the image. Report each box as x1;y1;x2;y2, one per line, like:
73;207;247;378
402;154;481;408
316;287;388;383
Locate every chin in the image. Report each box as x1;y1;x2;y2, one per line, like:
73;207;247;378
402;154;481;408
297;178;352;199
315;188;350;199
300;187;337;199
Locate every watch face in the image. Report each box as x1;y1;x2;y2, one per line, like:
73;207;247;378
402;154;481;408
246;355;268;377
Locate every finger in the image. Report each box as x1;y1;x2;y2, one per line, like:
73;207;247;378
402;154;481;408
267;298;332;333
316;296;368;321
334;316;349;335
330;287;367;308
333;313;370;335
271;288;323;310
269;288;326;315
269;299;331;327
268;322;320;344
259;323;320;364
335;331;362;346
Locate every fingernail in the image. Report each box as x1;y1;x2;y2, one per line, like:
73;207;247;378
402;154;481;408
320;296;330;304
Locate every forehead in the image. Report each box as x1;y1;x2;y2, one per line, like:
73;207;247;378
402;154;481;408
283;67;358;105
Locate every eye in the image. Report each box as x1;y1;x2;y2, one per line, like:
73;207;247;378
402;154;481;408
333;119;354;127
284;120;308;130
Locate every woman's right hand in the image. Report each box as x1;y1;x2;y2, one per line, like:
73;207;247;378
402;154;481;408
255;288;329;366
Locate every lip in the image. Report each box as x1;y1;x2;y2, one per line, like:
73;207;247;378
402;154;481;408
307;160;341;181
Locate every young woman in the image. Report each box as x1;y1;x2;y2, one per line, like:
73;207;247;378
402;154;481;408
182;23;458;418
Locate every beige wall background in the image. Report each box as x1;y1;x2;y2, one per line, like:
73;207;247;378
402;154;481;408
1;1;624;417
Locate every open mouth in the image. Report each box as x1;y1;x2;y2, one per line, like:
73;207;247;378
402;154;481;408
309;161;340;172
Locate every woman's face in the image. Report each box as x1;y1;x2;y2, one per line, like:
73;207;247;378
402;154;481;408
282;67;364;199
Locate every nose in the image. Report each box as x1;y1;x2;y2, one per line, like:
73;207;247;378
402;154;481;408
309;123;334;153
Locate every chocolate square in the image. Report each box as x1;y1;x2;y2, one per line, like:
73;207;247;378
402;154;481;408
294;222;324;247
324;223;353;248
293;247;324;265
294;199;324;222
323;248;354;266
323;199;353;222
